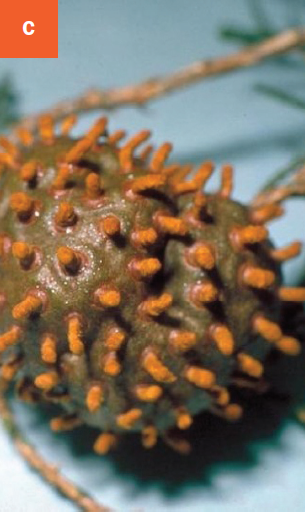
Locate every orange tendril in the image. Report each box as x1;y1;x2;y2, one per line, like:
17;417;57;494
38;115;54;143
135;384;163;402
190;282;219;304
41;335;57;364
86;384;104;412
241;265;275;289
142;426;158;448
119;130;151;170
97;287;121;307
213;386;230;406
140;293;173;317
0;326;20;353
176;408;193;430
0;136;18;157
270;241;302;262
275;336;301;356
57;246;81;274
223;403;243;421
186;243;215;269
154;214;188;236
13;295;42;319
85;172;103;199
210;324;234;356
231;225;268;248
101;215;121;236
139;144;154;162
10;192;34;220
67;316;84;355
130;174;166;194
108;129;126;145
251;204;284;224
253;315;282;342
1;357;22;382
219;164;233;198
0;152;14;167
52;164;71;190
102;352;121;376
61;114;77;136
237;353;264;378
94;433;117;455
169;330;197;352
15;127;33;146
20;160;40;182
105;328;126;351
116;408;142;429
65;117;107;162
35;371;59;391
142;351;176;383
171;161;214;195
278;287;305;302
129;257;161;279
131;227;158;247
12;241;35;269
184;366;216;389
50;415;82;432
55;202;77;227
150;142;173;172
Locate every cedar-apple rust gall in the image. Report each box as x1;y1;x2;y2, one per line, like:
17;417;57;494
0;113;304;464
1;23;305;512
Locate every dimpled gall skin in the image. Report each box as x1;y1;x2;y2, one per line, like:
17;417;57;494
0;116;304;454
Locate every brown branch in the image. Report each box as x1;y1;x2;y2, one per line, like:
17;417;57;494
17;27;305;132
252;164;305;207
0;380;113;512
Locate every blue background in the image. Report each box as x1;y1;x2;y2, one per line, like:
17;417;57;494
1;1;305;510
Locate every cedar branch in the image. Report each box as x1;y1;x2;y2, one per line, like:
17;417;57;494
17;27;305;132
253;164;305;206
0;380;112;512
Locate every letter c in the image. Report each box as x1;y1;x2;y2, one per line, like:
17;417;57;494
23;21;35;36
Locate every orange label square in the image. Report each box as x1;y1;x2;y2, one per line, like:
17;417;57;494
0;0;58;58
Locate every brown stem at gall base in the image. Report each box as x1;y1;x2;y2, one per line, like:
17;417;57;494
0;379;113;512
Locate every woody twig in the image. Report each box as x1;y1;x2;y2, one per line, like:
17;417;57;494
16;27;305;132
0;380;112;512
253;163;305;207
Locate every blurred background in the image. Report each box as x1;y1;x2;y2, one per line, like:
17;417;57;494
1;0;305;510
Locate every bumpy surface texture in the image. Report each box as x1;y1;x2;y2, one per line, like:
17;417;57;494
0;116;304;454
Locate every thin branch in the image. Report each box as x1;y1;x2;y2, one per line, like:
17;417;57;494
252;163;305;206
0;381;112;512
257;154;305;193
17;27;305;132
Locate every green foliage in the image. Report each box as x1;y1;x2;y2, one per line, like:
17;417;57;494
220;27;274;44
220;1;305;112
254;84;305;111
259;153;305;193
0;76;20;131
